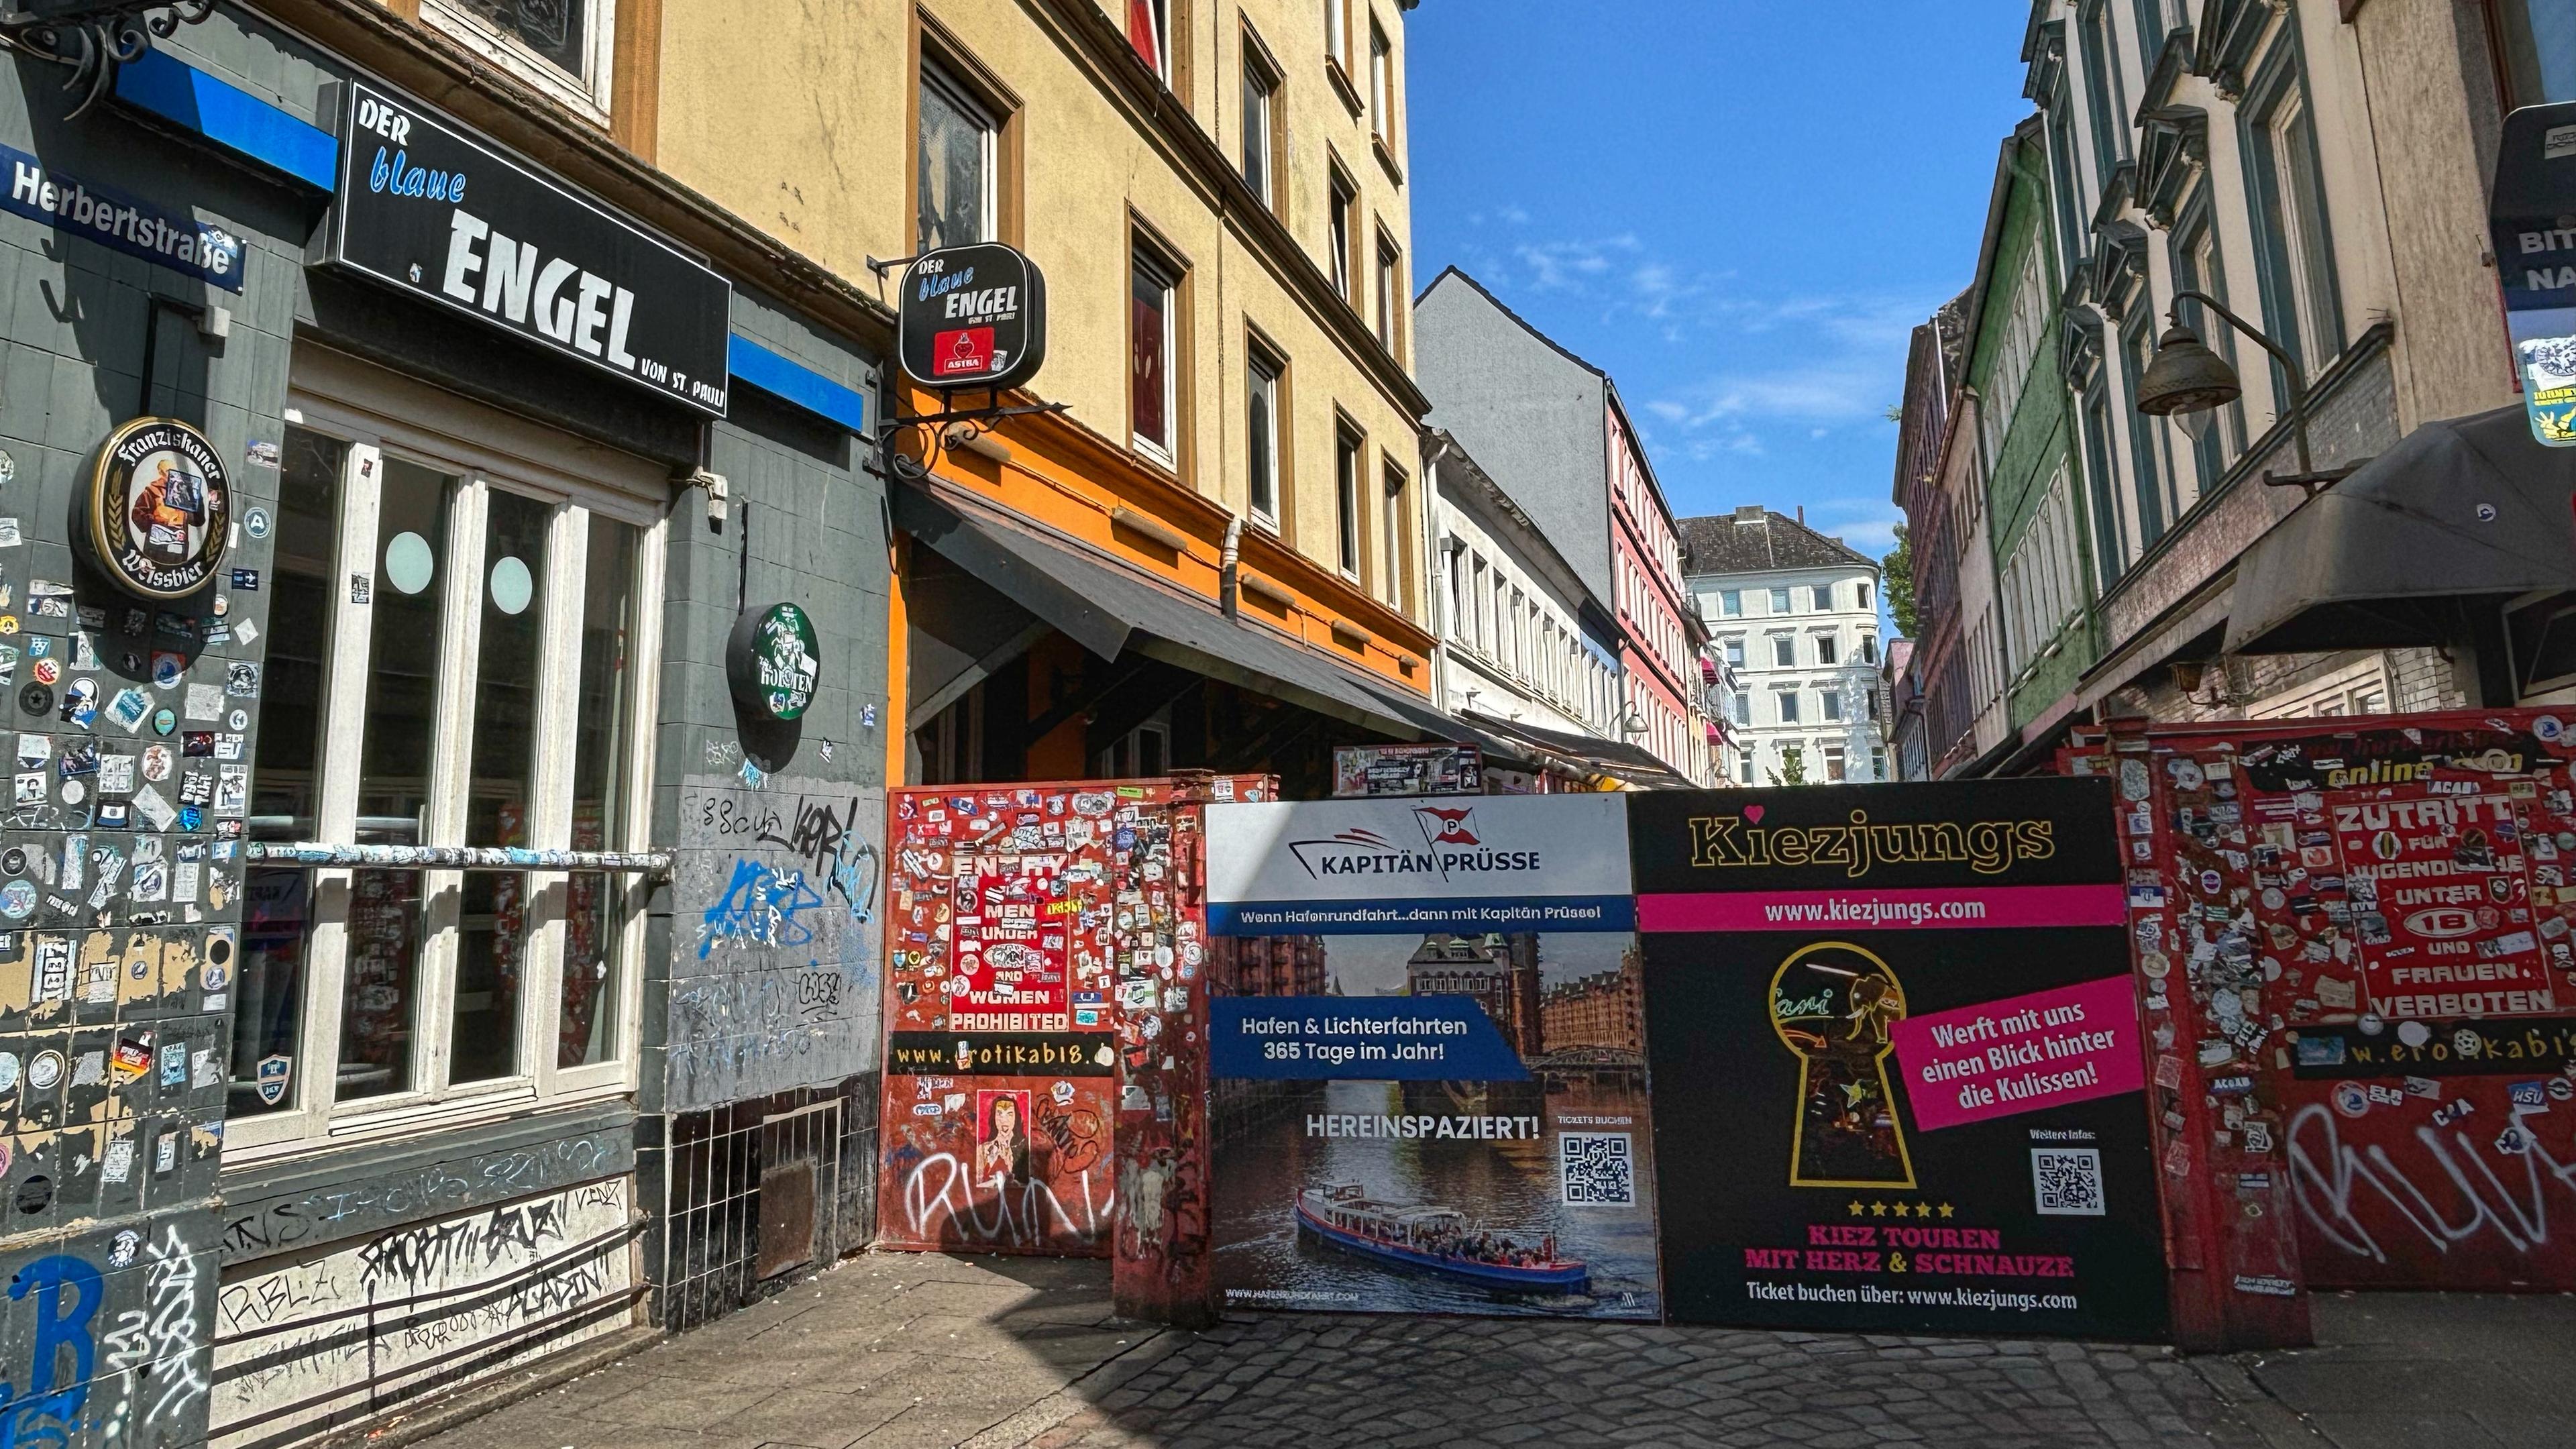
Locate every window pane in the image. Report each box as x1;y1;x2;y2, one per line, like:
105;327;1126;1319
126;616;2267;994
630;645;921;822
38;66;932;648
918;73;989;251
561;515;637;1071
1335;434;1360;574
562;872;621;1067
573;515;639;853
2496;0;2576;105
1720;590;1739;616
451;871;531;1084
1127;0;1167;74
1769;586;1790;612
1241;64;1270;203
1131;256;1171;453
457;0;586;78
1773;637;1794;667
231;867;312;1116
468;492;549;847
341;868;426;1099
1247;357;1277;519
253;429;341;841
1382;466;1405;606
1328;180;1353;297
361;460;453;841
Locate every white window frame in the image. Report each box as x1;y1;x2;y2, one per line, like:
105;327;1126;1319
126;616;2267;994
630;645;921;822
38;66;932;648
1246;344;1282;528
229;346;662;1163
1334;423;1363;580
1367;17;1393;141
1770;634;1796;668
424;0;618;125
1769;586;1792;614
1132;0;1173;80
1132;247;1181;466
1240;39;1278;211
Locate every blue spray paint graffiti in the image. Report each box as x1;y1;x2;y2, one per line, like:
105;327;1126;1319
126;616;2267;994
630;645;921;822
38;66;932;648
697;859;825;959
0;1255;101;1447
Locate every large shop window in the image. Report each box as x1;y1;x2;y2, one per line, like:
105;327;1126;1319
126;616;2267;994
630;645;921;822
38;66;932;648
231;352;660;1157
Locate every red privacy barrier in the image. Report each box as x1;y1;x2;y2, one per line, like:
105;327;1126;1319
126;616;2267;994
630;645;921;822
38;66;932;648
2062;708;2576;1344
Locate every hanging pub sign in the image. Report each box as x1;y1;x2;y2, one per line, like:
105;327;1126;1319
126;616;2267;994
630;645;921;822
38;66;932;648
898;243;1047;391
82;417;232;600
726;602;818;721
327;80;733;417
1628;780;2168;1341
2489;101;2576;447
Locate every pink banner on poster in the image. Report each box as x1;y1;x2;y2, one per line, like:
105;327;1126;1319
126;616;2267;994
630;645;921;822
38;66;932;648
1637;882;2125;933
1888;973;2147;1130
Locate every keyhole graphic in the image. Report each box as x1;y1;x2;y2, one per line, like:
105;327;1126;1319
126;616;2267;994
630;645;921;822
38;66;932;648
1770;941;1915;1189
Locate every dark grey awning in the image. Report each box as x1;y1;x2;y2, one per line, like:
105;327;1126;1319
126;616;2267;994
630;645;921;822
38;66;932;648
2226;405;2576;655
1460;709;1701;790
896;482;1526;756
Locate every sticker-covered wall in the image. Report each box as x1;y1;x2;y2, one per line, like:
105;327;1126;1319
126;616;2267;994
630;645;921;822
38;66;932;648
0;1;900;1440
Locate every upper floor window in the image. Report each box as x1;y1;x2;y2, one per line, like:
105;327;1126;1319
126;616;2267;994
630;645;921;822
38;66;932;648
1856;582;1872;611
1368;19;1394;142
1811;584;1833;611
1815;633;1839;665
1382;460;1410;610
918;64;997;251
1128;0;1172;80
1776;690;1802;724
1723;637;1745;667
1246;341;1283;527
1717;588;1742;616
1328;166;1358;302
1821;690;1845;723
432;1;612;115
1326;0;1352;75
2246;58;2345;381
2131;0;2184;76
1131;244;1181;466
2078;0;2129;177
1768;586;1792;614
1858;633;1878;665
2045;87;2087;272
1335;421;1364;579
1242;42;1280;211
2491;0;2576;105
2172;214;2247;485
1772;635;1796;667
1375;233;1404;354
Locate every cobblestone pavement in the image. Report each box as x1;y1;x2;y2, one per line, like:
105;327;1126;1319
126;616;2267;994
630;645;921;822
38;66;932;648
408;1250;2472;1449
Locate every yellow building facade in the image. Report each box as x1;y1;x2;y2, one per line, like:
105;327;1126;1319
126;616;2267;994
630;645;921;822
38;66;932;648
654;0;1444;793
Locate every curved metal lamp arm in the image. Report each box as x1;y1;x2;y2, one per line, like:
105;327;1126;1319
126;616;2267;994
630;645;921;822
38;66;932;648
2166;287;2310;477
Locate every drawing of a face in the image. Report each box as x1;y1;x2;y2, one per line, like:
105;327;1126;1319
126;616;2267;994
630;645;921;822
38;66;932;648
1770;942;1915;1189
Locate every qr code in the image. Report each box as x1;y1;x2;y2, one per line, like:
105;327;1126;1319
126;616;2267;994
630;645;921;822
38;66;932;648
1560;1132;1635;1207
2032;1147;2106;1216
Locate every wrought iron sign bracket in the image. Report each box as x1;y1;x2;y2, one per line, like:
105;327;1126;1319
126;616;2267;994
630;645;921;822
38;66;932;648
877;395;1070;482
1;0;217;119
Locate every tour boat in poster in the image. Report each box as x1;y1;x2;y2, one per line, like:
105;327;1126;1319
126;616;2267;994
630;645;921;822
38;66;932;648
1628;780;2170;1341
1202;797;1662;1320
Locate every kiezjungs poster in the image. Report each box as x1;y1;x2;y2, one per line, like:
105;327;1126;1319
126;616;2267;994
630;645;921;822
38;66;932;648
1203;795;1661;1319
1630;780;2169;1340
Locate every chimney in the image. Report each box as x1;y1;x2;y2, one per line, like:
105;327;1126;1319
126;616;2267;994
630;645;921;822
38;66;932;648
1732;504;1764;523
1796;505;1805;525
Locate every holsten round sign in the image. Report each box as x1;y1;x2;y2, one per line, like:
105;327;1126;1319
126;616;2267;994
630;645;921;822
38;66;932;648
898;243;1047;391
84;417;232;600
727;602;820;722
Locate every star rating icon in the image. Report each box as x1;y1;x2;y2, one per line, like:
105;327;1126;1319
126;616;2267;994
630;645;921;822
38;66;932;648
1844;1199;1960;1220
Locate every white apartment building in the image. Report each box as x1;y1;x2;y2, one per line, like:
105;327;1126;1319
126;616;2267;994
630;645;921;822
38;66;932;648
1682;507;1890;785
1426;429;1625;745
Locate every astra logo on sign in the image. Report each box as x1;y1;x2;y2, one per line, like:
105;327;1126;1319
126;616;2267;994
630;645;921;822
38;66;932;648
899;244;1047;390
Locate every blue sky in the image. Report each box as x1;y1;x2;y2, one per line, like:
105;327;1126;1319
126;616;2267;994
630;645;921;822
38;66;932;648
1407;3;2036;561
